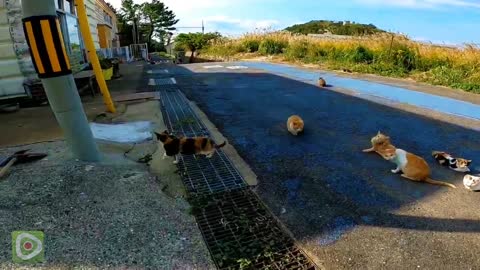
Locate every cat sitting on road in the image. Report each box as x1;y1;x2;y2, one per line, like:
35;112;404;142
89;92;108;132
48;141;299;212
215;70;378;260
155;130;226;164
432;151;472;172
381;147;456;188
318;77;327;87
287;115;304;136
363;131;396;157
463;174;480;191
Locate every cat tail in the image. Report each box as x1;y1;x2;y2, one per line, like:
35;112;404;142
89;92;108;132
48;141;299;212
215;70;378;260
214;141;227;149
425;178;457;189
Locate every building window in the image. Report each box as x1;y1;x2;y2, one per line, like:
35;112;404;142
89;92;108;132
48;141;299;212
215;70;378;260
65;14;82;52
103;11;112;25
57;9;85;63
56;0;75;14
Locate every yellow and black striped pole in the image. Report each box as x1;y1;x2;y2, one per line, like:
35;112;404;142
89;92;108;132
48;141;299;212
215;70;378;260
22;0;100;162
23;16;72;78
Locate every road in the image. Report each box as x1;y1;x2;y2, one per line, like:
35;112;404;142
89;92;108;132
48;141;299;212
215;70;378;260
169;62;480;269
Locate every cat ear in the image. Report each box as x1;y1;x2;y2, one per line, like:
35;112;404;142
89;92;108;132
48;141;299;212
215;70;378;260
154;131;162;139
377;131;381;135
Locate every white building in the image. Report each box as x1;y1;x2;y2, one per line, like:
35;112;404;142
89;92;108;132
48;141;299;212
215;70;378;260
0;0;118;102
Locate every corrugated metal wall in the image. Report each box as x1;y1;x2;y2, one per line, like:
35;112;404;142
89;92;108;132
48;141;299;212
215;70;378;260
0;0;106;100
85;0;100;49
0;0;35;100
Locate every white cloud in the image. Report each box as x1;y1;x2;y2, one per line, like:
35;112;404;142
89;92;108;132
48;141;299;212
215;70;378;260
201;15;280;34
355;0;480;8
107;0;281;35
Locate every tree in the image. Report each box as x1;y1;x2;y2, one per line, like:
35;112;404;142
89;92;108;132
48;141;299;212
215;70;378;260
284;20;385;36
119;0;141;44
141;0;178;50
175;32;221;62
118;0;178;50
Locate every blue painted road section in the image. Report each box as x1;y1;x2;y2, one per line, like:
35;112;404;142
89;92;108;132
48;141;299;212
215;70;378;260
173;64;480;250
240;61;480;121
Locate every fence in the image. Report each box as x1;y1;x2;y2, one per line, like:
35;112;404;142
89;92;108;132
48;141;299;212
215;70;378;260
129;43;149;61
97;46;133;63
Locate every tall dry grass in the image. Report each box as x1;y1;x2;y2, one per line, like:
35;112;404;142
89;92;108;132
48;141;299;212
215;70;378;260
201;32;480;93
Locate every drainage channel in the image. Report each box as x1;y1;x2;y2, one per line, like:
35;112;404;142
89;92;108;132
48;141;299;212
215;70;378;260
154;76;318;269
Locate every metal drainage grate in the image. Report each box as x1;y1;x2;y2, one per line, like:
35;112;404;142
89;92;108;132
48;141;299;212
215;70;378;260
178;150;245;194
155;72;318;269
155;77;176;85
157;83;209;137
191;189;317;270
156;82;247;195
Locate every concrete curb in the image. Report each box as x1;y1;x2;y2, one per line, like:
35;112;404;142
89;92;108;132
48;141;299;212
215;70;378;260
187;99;258;186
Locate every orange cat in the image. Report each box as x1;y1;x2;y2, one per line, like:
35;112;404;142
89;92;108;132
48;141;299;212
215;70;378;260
363;131;396;157
382;147;456;188
287;115;304;136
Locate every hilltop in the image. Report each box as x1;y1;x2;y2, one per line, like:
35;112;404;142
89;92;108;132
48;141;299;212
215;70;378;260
285;20;386;36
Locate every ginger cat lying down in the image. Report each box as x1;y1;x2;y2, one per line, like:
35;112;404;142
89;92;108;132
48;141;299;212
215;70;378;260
382;147;456;188
287;115;304;136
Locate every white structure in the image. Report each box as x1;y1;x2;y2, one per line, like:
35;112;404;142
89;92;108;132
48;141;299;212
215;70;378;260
0;0;108;101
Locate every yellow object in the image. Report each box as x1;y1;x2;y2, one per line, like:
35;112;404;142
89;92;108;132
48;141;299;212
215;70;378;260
23;17;71;77
55;20;71;70
24;22;45;74
97;25;112;49
75;0;116;113
102;67;113;80
40;20;61;72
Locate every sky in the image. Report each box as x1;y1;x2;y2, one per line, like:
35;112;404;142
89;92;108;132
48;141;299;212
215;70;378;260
109;0;480;45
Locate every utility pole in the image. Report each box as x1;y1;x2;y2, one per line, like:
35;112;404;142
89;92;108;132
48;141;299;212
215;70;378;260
202;20;204;34
21;0;100;161
76;0;116;113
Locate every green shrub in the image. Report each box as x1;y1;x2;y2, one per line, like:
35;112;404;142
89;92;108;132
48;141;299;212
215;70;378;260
258;39;287;55
349;46;374;63
242;40;260;52
285;40;309;60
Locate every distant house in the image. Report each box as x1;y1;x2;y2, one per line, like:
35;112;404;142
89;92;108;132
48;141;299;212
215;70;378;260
0;0;119;101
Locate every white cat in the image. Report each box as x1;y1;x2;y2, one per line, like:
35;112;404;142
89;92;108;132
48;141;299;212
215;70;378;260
463;174;480;191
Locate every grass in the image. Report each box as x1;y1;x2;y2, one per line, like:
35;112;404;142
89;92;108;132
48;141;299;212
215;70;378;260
151;51;175;59
201;32;480;93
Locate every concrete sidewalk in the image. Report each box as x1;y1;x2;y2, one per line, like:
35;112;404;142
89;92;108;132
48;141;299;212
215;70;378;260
0;61;214;269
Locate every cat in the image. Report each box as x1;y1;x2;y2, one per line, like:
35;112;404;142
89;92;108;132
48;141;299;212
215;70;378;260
155;130;226;164
432;151;472;172
363;131;396;157
287;115;304;136
318;77;327;87
381;147;456;188
463;174;480;191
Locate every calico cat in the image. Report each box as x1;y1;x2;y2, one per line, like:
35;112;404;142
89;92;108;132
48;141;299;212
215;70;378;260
463;174;480;191
287;115;304;136
381;147;456;188
155;130;226;164
318;77;327;87
363;131;396;157
432;151;472;172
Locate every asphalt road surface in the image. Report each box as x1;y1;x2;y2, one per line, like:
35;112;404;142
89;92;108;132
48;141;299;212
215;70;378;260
166;62;480;270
